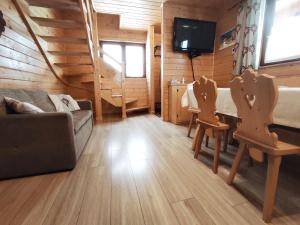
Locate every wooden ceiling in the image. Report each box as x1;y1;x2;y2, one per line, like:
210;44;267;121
92;0;238;30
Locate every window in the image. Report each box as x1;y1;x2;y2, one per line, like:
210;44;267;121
125;45;145;78
261;0;300;65
102;43;122;72
101;42;146;78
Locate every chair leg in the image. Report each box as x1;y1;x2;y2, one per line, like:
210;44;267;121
262;155;282;223
223;129;229;153
192;124;200;151
194;127;205;159
227;143;247;184
187;113;196;137
213;131;222;173
205;135;209;147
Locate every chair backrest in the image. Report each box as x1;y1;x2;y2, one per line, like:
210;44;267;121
230;69;279;147
193;76;219;125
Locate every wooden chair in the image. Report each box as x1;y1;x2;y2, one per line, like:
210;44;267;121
192;76;229;173
227;69;300;223
187;107;200;137
188;108;212;149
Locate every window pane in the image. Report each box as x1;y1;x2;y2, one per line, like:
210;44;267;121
102;43;122;72
125;45;144;77
265;0;300;63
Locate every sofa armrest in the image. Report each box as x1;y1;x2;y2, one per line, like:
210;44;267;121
77;100;93;111
0;112;76;179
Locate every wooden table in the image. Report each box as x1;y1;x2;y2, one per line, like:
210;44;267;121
182;85;300;129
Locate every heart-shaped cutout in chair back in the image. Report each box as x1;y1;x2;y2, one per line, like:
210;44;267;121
245;94;256;109
201;92;207;101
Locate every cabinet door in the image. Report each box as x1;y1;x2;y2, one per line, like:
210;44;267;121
176;86;190;123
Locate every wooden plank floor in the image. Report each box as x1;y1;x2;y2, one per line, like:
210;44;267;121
0;114;300;225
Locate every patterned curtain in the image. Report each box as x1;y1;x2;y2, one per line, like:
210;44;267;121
232;0;266;75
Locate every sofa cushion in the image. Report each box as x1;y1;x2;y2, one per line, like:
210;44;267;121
49;94;80;112
72;110;93;134
24;90;56;112
4;97;44;114
0;89;33;116
0;89;56;116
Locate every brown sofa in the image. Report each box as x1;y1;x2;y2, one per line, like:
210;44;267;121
0;89;93;180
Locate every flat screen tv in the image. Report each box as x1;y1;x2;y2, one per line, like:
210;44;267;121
173;17;216;55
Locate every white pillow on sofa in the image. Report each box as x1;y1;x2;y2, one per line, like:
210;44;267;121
48;94;80;112
4;97;44;114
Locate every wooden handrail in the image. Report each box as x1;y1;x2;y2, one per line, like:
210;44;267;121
78;0;94;65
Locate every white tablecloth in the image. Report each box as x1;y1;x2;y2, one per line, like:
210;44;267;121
182;84;300;129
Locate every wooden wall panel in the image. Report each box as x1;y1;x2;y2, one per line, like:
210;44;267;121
98;13;147;43
125;78;149;108
146;26;153;113
0;0;65;93
161;2;218;121
213;6;300;87
213;7;236;87
154;33;161;104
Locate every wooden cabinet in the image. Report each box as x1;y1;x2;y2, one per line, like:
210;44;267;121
168;84;190;124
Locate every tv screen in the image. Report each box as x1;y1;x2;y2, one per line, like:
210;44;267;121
173;17;216;54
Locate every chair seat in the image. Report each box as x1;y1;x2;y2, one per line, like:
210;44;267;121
234;133;300;156
188;107;200;114
196;119;229;130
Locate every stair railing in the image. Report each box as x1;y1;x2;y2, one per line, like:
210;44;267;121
79;0;94;64
100;49;127;119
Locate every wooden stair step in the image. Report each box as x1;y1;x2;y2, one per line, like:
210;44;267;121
80;74;94;83
31;17;83;29
63;72;93;77
54;63;92;67
81;79;94;84
111;94;122;98
48;51;89;56
126;106;149;113
40;36;87;44
126;98;138;104
26;0;80;11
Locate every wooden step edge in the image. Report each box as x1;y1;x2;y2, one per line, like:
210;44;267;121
126;106;149;113
54;63;93;67
111;94;122;98
126;98;138;104
39;36;87;44
48;51;90;56
26;0;80;12
63;73;93;77
30;16;83;29
81;80;94;84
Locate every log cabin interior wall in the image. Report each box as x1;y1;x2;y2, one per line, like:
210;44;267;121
154;32;161;107
214;4;300;87
146;25;161;114
97;13;149;114
213;6;236;87
161;2;218;121
3;0;300;117
0;0;66;93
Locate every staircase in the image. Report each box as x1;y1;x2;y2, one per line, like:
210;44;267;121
13;0;138;119
99;50;138;117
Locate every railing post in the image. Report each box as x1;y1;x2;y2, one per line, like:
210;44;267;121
91;11;102;121
121;63;127;119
